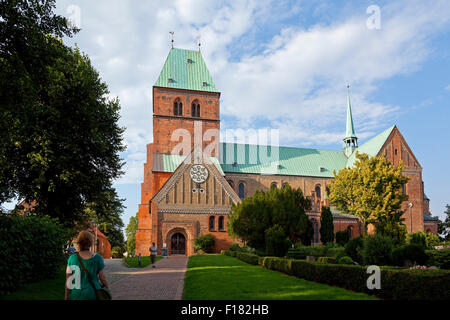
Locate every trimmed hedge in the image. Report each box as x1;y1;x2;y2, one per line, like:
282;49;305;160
0;214;67;294
317;257;337;264
337;256;354;265
286;248;306;259
426;249;450;269
236;252;259;265
222;250;259;265
261;257;450;300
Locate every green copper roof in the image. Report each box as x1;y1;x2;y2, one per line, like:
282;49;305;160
152;127;396;178
154;48;219;93
153;153;224;175
219;143;348;178
346;125;395;167
344;88;357;140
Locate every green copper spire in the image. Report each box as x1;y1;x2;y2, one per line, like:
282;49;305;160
343;85;358;157
154;47;219;93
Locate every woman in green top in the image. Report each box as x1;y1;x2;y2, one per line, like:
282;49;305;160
65;230;109;300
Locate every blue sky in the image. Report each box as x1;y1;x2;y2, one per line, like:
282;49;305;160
51;0;449;234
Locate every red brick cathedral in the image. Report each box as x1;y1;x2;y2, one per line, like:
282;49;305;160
135;47;437;256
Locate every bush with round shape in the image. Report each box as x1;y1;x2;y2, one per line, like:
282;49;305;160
194;234;216;253
337;256;354;265
392;243;428;266
344;237;364;264
362;234;394;266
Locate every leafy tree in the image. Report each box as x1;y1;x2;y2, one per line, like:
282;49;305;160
228;185;311;250
84;187;125;249
328;152;409;236
335;230;350;246
319;206;334;244
438;204;450;240
125;213;138;255
0;0;125;228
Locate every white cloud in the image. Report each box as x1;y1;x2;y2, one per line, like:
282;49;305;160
54;0;450;184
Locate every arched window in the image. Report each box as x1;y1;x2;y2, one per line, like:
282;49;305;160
238;182;245;200
191;100;200;117
270;182;278;189
347;226;353;239
402;184;406;195
282;183;289;189
218;216;224;231
315;185;321;198
227;180;234;188
173;98;182;116
209;216;215;231
311;219;319;244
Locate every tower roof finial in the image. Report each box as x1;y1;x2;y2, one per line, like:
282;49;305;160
169;31;174;49
196;35;201;53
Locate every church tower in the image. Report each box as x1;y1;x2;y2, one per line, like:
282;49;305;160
343;86;358;157
135;47;221;255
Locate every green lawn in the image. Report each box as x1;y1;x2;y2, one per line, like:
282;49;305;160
0;267;66;300
183;254;377;300
123;255;163;268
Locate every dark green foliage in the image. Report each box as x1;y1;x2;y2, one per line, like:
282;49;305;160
228;186;311;251
0;213;68;294
228;244;242;251
125;213;138;255
317;257;337;264
262;257;450;300
326;248;346;259
337;256;354;264
344;237;364;264
335;231;350;246
392;244;427;266
265;225;290;257
0;0;125;227
374;211;407;245
194;234;216;253
319;206;334;244
236;252;259;265
362;235;394;266
426;249;450;269
407;232;428;249
286;248;306;259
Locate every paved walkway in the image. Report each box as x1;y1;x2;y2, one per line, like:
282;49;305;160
108;256;188;300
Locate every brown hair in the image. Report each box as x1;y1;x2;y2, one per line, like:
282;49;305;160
76;230;94;251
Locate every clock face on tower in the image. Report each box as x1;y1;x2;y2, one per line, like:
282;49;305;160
189;164;209;183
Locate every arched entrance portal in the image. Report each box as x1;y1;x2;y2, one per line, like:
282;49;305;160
171;233;186;255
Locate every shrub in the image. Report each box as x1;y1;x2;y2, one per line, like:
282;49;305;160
286;248;306;260
228;243;242;251
319;206;334;245
326;248;345;259
426;249;450;269
335;231;350;246
236;252;259;265
317;257;337;264
194;234;216;253
337;256;354;265
392;244;428;266
111;246;125;258
407;232;427;249
265;225;290;257
344;237;364;264
295;245;327;257
262;257;450;300
362;235;394;266
0;214;67;294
